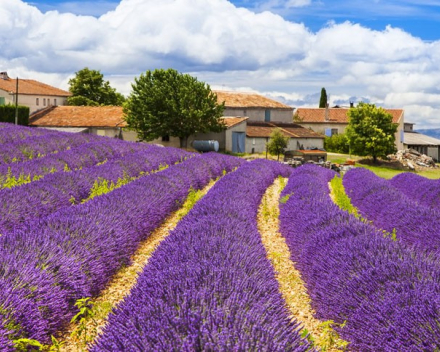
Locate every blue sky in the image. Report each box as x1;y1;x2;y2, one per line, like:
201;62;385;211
4;0;440;128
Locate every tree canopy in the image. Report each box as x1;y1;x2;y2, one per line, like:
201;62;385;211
324;133;349;154
346;102;398;163
124;68;225;148
319;87;327;108
68;68;125;106
267;128;289;161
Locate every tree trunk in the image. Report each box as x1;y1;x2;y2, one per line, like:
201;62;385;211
179;136;188;149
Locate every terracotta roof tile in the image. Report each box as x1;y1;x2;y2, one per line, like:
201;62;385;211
29;106;125;127
246;122;325;139
214;91;292;109
295;107;403;124
0;78;71;97
221;116;248;128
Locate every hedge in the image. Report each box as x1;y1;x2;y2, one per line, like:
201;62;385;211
0;105;30;125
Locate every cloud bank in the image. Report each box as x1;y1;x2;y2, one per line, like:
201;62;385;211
2;0;440;128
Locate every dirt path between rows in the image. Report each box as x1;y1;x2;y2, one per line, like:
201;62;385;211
60;180;216;351
257;178;347;351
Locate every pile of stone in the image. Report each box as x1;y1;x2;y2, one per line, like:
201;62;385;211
387;149;437;170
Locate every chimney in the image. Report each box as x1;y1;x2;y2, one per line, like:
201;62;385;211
325;103;329;122
0;72;10;80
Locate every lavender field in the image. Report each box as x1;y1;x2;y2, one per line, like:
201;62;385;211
0;123;439;351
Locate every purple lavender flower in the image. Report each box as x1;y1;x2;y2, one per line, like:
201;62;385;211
0;153;243;344
92;160;309;351
279;164;440;351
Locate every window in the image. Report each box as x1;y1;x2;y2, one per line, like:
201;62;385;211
161;135;170;142
331;128;338;136
264;109;271;122
43;98;46;106
252;138;256;145
54;98;57;106
36;98;39;106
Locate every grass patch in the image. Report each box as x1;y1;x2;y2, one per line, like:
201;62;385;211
330;176;361;218
356;164;406;179
327;153;440;179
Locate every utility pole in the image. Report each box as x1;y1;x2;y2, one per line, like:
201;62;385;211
14;77;18;125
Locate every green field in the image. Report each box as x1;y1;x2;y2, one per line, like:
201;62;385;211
327;152;440;179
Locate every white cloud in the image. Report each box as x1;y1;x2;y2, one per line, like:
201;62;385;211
3;0;440;128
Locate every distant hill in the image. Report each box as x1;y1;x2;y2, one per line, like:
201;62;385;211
415;128;440;139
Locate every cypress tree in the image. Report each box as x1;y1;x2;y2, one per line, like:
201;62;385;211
319;87;327;108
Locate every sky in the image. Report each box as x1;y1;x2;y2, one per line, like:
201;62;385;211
3;0;440;129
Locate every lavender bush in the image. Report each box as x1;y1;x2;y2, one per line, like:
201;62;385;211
91;159;311;351
0;130;101;164
0;146;192;235
390;172;440;211
0;138;151;188
279;164;440;351
0;153;243;347
343;167;440;253
0;123;55;145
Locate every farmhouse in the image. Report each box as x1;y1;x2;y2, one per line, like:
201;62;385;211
29;105;127;137
403;122;440;161
246;121;324;154
214;91;324;153
0;72;71;114
29;90;325;153
214;91;293;123
295;105;405;151
28;105;250;150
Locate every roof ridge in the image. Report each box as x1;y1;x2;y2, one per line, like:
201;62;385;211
29;105;56;122
268;122;298;138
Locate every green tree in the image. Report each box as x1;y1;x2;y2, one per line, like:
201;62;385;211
68;68;125;106
319;87;328;108
124;68;225;148
346;102;398;163
324;133;349;154
267;128;289;161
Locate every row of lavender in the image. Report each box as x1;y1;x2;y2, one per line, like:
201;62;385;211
92;159;312;351
0;122;56;145
0;138;152;188
0;145;192;235
0;124;104;164
0;153;243;349
279;165;440;351
390;172;440;212
343;168;440;254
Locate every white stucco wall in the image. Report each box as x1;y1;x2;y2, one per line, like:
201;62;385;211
246;137;324;154
0;90;13;105
298;123;347;136
0;91;69;114
223;108;293;123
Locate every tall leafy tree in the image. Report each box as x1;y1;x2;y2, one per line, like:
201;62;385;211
124;68;225;148
346;102;398;163
267;128;290;161
68;68;125;106
319;87;328;108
